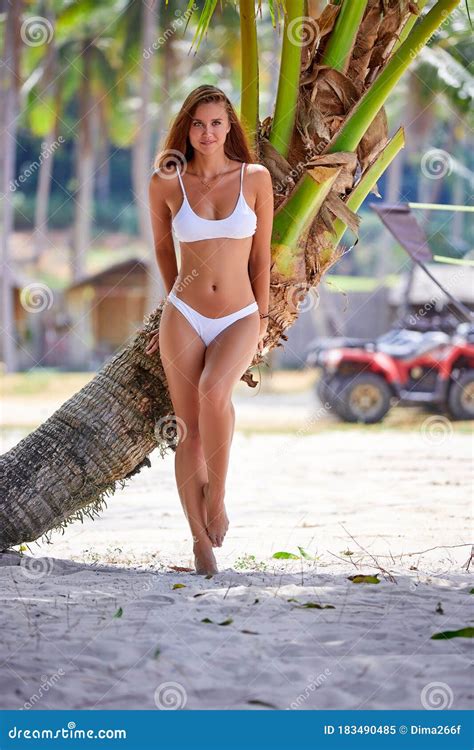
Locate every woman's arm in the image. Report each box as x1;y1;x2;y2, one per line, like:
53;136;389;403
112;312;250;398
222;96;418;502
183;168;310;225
148;172;178;295
248;165;274;318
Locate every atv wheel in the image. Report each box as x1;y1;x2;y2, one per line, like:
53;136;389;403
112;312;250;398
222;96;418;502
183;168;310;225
337;373;392;423
448;370;474;420
316;373;338;407
321;376;348;418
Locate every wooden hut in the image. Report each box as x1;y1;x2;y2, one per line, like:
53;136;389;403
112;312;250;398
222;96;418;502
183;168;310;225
0;269;46;370
64;258;149;369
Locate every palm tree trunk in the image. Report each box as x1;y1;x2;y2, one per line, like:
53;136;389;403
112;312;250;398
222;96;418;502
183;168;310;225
32;131;56;264
31;7;58;265
142;1;169;316
71;43;99;281
0;1;23;374
133;0;157;250
0;313;174;549
96;125;111;205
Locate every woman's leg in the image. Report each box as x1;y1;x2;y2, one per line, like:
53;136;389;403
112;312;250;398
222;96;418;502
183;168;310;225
198;310;260;547
158;301;217;574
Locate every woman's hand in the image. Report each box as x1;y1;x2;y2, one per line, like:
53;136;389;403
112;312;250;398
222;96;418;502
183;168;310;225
145;296;169;356
257;317;269;353
145;329;160;356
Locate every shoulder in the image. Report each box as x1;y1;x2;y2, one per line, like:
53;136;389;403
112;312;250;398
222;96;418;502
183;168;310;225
149;165;181;198
246;162;272;193
245;162;271;178
149;167;181;218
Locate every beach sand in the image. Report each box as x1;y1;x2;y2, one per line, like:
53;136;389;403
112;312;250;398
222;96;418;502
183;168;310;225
0;388;472;710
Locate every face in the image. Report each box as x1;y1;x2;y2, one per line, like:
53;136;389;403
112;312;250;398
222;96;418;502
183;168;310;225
187;101;231;156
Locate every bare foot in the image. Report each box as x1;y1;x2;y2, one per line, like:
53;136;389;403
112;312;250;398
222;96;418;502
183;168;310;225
203;482;229;548
193;538;218;575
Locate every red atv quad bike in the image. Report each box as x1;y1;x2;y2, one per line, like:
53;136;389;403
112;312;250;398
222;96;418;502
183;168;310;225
309;202;474;423
316;323;474;423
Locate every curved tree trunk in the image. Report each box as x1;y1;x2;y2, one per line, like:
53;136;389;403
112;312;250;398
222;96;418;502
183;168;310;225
0;307;175;549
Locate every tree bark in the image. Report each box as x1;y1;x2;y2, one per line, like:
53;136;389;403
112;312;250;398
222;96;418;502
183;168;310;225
0;309;174;549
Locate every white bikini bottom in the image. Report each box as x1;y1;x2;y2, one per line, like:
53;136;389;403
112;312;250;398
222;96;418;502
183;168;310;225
167;291;258;347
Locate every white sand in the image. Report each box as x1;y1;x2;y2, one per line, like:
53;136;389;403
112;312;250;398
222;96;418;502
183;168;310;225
0;392;472;710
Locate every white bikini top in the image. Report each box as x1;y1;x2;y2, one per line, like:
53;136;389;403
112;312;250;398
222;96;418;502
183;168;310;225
169;162;257;243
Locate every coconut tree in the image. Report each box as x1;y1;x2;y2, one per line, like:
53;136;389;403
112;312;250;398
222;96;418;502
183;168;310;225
0;0;24;374
112;0;159;272
0;0;462;550
22;2;60;265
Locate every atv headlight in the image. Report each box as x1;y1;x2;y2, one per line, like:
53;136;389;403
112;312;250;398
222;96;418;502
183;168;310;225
323;349;343;370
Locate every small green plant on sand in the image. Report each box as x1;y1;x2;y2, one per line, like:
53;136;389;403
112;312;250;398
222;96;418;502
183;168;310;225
234;554;268;572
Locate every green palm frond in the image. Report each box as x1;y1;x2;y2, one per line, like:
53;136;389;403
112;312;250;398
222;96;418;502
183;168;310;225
163;0;229;54
164;0;287;54
188;0;221;54
260;0;286;28
465;0;472;27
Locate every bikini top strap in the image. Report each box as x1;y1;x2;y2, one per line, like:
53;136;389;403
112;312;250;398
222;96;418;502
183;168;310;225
240;162;245;194
153;164;186;197
176;165;187;200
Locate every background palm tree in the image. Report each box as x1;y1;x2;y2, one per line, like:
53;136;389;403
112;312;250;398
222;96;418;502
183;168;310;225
0;0;25;374
0;0;465;549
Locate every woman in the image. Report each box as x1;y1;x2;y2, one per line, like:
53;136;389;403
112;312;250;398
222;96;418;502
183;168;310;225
145;85;273;575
